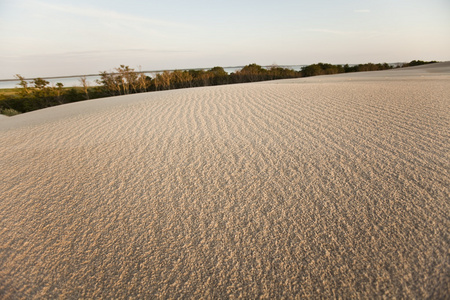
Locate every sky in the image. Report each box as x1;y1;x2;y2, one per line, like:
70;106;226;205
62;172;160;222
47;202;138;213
0;0;449;78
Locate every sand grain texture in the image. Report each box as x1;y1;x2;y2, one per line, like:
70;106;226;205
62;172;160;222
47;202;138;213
1;63;449;298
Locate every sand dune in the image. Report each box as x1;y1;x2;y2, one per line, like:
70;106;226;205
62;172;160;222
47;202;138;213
1;63;449;298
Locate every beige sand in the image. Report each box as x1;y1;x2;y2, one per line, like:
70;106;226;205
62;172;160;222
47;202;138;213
1;63;449;298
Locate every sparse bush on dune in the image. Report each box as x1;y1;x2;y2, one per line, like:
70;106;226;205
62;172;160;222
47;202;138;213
1;108;20;116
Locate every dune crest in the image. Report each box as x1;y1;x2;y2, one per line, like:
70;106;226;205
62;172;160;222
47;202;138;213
1;64;449;298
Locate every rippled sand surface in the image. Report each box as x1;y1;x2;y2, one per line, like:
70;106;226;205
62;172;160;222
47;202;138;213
1;63;449;298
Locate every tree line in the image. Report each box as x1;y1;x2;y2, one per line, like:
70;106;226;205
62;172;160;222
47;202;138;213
0;60;438;116
96;64;301;96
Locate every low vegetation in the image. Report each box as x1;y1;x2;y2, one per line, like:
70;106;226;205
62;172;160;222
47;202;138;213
0;60;438;115
403;60;438;67
0;108;20;116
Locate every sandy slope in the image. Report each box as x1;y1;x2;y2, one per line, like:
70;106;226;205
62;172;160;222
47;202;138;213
1;63;449;298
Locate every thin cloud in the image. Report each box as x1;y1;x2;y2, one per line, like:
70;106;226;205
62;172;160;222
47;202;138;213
354;9;370;13
304;28;349;35
8;49;195;59
303;28;381;38
33;1;195;29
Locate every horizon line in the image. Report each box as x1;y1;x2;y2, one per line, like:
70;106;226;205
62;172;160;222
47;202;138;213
0;64;305;82
0;61;420;82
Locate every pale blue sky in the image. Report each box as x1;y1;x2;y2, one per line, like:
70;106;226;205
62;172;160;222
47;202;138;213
0;0;449;78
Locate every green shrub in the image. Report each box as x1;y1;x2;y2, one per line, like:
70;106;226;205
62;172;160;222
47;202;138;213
1;108;20;116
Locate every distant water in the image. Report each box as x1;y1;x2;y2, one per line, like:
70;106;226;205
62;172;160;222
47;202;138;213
0;75;101;90
0;65;306;89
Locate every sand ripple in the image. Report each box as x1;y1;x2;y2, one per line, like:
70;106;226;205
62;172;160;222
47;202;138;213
1;64;449;298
